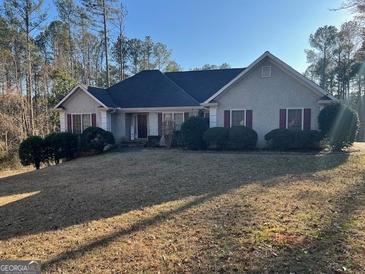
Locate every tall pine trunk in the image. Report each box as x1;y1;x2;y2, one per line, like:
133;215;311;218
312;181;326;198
102;0;110;87
25;2;34;135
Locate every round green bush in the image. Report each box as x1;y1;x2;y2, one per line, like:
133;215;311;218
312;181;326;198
44;132;79;163
19;136;44;169
228;126;257;150
203;127;229;150
318;103;359;150
180;116;208;150
265;129;294;150
81;127;115;153
171;130;184;148
293;130;322;150
265;129;323;150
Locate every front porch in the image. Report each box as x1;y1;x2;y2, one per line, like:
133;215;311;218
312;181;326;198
110;107;205;142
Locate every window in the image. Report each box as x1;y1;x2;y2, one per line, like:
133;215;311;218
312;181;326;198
162;112;187;133
72;115;82;134
231;110;245;126
82;114;91;131
261;66;272;78
287;109;303;130
174;113;184;130
71;114;92;133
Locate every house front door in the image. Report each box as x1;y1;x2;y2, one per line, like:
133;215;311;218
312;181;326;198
137;114;147;138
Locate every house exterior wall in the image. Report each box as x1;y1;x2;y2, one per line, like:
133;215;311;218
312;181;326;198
60;88;103;131
214;57;322;146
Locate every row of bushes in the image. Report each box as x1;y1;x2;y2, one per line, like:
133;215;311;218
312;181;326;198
177;116;258;150
178;103;359;151
203;126;257;150
264;129;322;150
19;127;115;169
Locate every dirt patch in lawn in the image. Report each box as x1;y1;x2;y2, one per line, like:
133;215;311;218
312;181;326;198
0;149;364;273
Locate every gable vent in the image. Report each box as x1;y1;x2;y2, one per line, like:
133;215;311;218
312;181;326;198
261;66;272;78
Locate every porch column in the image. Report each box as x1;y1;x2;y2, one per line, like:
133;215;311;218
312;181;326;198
148;112;159;136
100;109;108;131
209;106;217;128
59;110;66;132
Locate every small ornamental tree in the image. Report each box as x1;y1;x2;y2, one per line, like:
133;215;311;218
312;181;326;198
181;116;208;150
19;136;44;169
318;103;359;150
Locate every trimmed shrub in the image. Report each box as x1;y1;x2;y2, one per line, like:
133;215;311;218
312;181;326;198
227;126;258;150
265;129;295;150
171;130;184;148
19;136;44;169
265;129;323;150
293;130;322;150
44;132;79;164
318;103;359;150
146;136;161;147
81;127;115;153
203;127;229;150
181;116;208;150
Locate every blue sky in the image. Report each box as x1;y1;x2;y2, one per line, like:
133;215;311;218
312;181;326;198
45;0;351;73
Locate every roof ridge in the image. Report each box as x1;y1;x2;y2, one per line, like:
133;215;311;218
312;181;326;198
159;71;201;105
165;67;245;74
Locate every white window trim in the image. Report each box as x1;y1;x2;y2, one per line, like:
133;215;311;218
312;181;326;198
261;66;272;78
162;112;186;122
70;113;93;133
161;111;187;133
285;108;304;130
230;109;247;127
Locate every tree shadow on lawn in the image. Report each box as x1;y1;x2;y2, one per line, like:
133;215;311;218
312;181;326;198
252;174;365;273
0;150;349;243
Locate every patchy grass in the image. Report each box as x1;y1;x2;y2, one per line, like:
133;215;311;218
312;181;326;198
0;149;364;273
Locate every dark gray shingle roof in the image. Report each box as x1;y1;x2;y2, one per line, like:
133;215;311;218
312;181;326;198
85;68;245;108
106;70;199;108
165;68;245;102
87;87;116;108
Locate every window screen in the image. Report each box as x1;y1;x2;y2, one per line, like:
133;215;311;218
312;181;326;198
287;109;302;130
72;115;82;134
174;113;184;130
231;110;245;126
82;114;91;131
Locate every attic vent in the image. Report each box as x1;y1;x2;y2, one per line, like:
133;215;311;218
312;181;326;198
261;66;272;78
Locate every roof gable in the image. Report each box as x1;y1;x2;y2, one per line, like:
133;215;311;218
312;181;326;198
204;51;337;103
54;84;109;109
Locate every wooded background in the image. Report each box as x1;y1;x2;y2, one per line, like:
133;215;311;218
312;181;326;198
0;0;364;167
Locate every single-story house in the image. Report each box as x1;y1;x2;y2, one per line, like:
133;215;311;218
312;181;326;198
55;51;337;146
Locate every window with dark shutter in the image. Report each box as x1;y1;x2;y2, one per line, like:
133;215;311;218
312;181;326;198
279;109;287;129
67;114;72;132
303;108;311;130
246;110;253;128
224;110;230;128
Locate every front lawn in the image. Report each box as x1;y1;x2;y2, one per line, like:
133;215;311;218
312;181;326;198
0;149;364;273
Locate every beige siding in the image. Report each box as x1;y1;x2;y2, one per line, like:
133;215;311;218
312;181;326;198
61;88;103;128
215;57;322;146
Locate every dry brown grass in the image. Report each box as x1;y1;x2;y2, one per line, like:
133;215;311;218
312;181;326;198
0;149;364;273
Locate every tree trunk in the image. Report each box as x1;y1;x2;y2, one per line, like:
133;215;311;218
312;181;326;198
67;24;74;79
25;3;34;135
102;0;110;87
